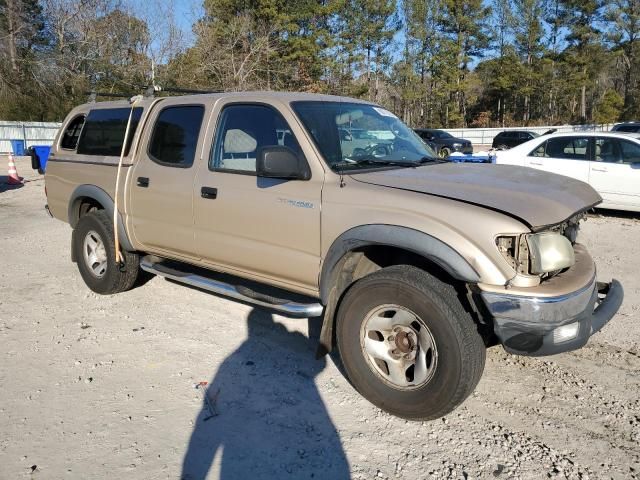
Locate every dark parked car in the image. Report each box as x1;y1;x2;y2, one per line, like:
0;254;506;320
492;130;539;149
611;122;640;134
414;128;473;158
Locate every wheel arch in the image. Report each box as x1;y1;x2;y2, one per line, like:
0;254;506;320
316;225;481;356
68;185;134;259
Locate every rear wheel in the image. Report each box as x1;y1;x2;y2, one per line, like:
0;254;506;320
336;265;485;420
73;210;140;294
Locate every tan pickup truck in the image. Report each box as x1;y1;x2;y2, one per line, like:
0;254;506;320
44;92;623;420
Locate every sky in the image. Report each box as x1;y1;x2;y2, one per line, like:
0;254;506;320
126;0;203;51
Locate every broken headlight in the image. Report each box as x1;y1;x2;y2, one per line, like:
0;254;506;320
526;232;575;274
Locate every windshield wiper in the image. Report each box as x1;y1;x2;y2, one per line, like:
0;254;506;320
335;156;419;169
333;155;444;171
354;158;419;167
417;156;446;164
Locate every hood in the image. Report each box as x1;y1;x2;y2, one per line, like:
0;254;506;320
350;163;602;230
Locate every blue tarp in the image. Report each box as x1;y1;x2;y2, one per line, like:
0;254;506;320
448;153;495;163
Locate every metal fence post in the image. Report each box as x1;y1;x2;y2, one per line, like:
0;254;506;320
22;123;27;149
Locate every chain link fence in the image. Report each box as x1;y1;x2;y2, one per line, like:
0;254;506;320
443;124;614;148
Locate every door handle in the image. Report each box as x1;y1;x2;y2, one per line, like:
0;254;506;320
591;167;607;172
529;161;543;166
201;186;218;199
137;177;149;187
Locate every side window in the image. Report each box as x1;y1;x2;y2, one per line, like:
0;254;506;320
529;140;547;157
595;138;622;163
60;115;85;150
77;107;143;156
616;125;640;133
210;104;303;173
617;139;640;164
148;105;205;167
544;137;589;160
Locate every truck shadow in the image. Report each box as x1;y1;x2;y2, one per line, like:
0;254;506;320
180;308;350;480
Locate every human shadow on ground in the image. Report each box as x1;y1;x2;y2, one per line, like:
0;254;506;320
180;308;350;480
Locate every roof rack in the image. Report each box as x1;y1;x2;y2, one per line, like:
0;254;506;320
87;86;223;103
155;86;223;95
86;91;133;102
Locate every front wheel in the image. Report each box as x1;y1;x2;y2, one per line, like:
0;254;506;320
72;210;140;295
336;265;486;420
438;147;451;158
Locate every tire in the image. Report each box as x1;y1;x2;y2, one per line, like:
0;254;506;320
72;210;140;295
336;265;485;420
438;147;451;158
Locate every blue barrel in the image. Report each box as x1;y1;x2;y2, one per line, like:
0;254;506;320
32;145;52;173
10;139;25;156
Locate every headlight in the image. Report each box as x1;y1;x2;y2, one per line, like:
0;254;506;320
452;142;462;148
527;232;575;274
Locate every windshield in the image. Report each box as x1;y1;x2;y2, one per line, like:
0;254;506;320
292;101;437;171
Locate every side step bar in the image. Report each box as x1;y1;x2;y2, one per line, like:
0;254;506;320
140;256;324;318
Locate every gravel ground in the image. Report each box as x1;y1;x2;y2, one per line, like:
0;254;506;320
1;158;639;480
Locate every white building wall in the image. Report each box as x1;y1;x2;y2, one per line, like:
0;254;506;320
0;121;61;153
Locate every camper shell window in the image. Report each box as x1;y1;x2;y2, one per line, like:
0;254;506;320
76;107;143;156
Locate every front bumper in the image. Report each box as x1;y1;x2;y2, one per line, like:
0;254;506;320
452;144;473;154
480;273;624;357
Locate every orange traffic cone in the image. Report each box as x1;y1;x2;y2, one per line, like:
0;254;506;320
7;153;22;185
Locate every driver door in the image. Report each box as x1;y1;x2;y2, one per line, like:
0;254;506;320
193;100;324;293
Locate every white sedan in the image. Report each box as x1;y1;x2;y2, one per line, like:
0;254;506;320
495;132;640;212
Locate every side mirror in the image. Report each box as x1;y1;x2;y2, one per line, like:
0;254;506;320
256;146;311;180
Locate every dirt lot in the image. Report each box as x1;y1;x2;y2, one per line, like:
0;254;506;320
1;157;639;480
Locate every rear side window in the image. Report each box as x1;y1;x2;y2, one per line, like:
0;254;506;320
60;115;85;150
77;107;143;156
148;105;205;167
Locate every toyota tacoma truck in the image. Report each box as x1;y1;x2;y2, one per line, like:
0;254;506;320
44;92;623;420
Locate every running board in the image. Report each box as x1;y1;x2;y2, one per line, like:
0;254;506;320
140;256;324;318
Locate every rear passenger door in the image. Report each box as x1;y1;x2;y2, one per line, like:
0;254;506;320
128;99;207;258
193;100;323;293
589;137;640;209
525;136;591;183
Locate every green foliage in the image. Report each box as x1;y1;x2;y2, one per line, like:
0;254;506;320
0;0;638;125
593;89;623;124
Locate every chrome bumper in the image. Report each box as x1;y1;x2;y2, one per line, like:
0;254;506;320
481;276;624;356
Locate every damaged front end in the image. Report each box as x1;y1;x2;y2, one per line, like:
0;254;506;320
481;214;623;356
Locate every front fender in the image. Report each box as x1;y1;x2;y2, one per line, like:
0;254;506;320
319;224;480;304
